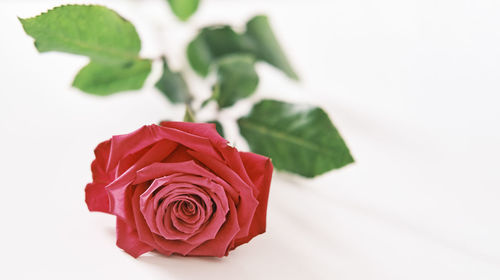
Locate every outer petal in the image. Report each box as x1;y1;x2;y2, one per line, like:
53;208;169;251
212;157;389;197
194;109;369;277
235;152;273;246
153;125;222;161
85;140;113;213
107;125;222;171
216;144;254;189
115;145;151;178
161;122;255;187
116;217;154;258
107;126;156;172
159;121;227;146
85;182;110;213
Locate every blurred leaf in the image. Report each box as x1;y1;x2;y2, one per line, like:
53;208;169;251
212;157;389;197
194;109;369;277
238;99;353;177
207;120;225;137
245;15;298;80
167;0;200;21
73;59;152;95
155;57;191;103
19;5;142;64
187;26;250;76
183;106;196;122
213;54;259;108
186;16;298;80
200;96;213;108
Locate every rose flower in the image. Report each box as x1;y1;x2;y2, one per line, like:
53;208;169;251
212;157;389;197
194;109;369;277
85;122;273;257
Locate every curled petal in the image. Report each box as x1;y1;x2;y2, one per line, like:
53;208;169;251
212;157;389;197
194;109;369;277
171;197;205;233
86;140;113;213
91;140;112;181
140;175;229;246
188;198;240;257
131;183;157;248
187;150;259;240
152;184;210;240
106;140;178;221
135;161;214;185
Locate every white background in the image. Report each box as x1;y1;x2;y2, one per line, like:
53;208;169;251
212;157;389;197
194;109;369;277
1;0;500;279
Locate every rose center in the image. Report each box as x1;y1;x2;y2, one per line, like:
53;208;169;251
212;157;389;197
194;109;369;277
180;200;196;216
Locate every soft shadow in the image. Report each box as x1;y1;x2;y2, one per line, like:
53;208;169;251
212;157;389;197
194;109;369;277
104;226;116;238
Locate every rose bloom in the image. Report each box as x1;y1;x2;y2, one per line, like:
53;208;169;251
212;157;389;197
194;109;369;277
85;122;273;257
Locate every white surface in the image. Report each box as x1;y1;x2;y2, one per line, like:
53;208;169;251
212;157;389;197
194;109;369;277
1;0;500;279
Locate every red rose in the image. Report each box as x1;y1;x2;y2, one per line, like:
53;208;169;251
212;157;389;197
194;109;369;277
85;122;273;257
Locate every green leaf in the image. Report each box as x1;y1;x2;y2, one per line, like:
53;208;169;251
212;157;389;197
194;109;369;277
19;5;141;64
72;59;152;95
187;26;250;76
183;106;196;122
207;120;225;137
213;54;259;108
167;0;200;21
186;16;298;80
238;99;353;177
200;97;213;109
155;57;191;104
245;15;299;80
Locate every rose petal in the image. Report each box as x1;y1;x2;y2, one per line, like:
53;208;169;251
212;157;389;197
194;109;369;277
115;144;151;178
155;126;223;161
158;174;228;213
163;177;230;246
131;183;157;248
171;197;204;232
85;140;113;213
187;198;240;257
153;185;210;240
107;125;222;172
85;182;110;213
187;150;259;240
106;140;178;221
235;152;273;245
140;176;228;246
107;126;156;172
135;162;239;204
160;121;227;146
216;144;254;187
91;140;112;181
135;161;213;185
140;181;197;236
116;217;153;258
162;145;193;163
